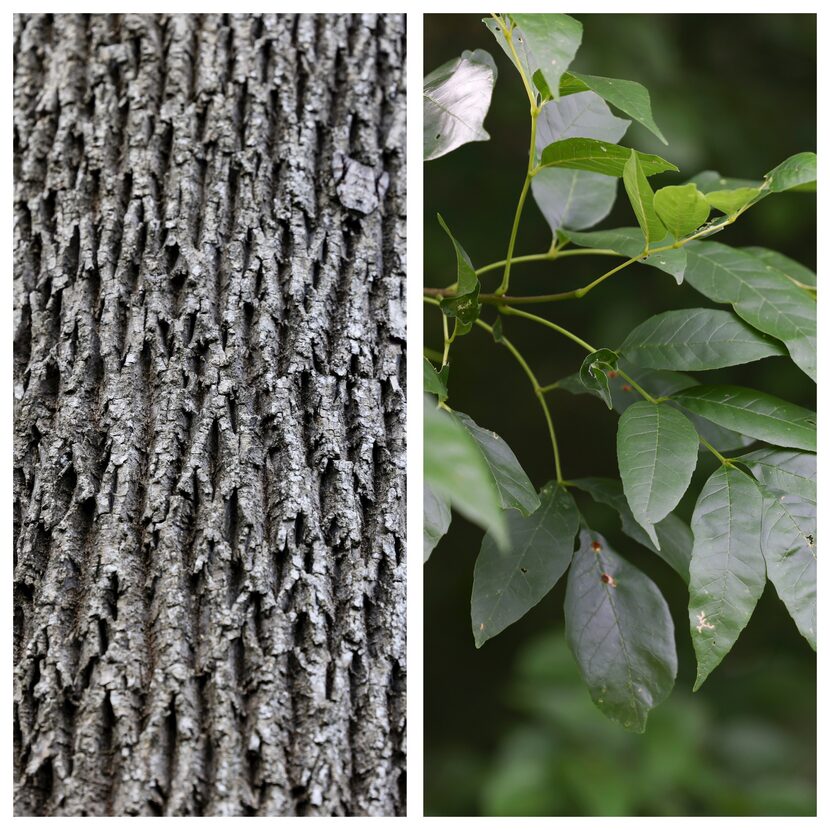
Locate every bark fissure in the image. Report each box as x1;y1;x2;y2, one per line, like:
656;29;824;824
14;12;406;817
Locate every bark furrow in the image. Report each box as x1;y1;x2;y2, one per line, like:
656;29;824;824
13;13;406;817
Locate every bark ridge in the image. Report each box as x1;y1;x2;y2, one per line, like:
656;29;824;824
13;13;406;816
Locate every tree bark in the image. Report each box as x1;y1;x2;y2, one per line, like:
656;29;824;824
13;13;406;817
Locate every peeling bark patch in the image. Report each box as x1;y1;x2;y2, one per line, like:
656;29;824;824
14;13;406;817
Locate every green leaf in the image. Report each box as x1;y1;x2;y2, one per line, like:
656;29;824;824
739;448;816;502
557;357;752;452
740;448;816;646
424;357;448;401
684;242;816;381
688;170;761;193
454;412;541;517
530;92;630;235
704;187;761;216
653;184;710;238
672;385;816;452
424;484;451;562
436;214;481;332
688;466;765;690
472;483;579;647
623;149;666;248
562;71;668;144
562;227;686;283
571;477;692;582
617;402;699;548
424;396;507;547
619;308;786;371
688;152;816;215
579;349;619;409
743;247;816;288
539;138;678;177
764;151;816;192
510;14;583;100
424;49;497;161
758;482;816;649
565;528;677;732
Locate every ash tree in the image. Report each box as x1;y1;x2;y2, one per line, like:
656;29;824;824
424;13;815;733
14;13;406;816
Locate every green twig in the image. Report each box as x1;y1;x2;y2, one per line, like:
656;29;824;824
500;306;596;353
473;316;564;483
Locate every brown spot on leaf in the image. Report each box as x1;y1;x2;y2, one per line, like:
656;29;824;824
600;573;617;587
591;541;602;552
621;384;633;392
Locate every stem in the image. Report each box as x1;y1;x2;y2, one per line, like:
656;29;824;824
474;316;563;482
441;310;451;365
475;248;622;276
500;306;596;353
496;111;538;296
615;369;659;404
429;253;644;307
698;434;732;466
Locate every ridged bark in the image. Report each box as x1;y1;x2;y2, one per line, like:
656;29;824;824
13;13;406;817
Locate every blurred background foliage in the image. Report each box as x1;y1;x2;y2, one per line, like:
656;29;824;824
424;13;816;817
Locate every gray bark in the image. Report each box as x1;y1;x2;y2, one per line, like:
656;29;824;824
13;13;406;817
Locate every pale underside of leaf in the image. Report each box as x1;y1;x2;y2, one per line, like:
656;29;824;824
530;91;629;236
424;49;497;161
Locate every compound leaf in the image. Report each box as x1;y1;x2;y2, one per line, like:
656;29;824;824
565;528;677;732
472;483;579;647
424;49;498;161
689;466;765;690
617;401;699;547
619;308;786;371
672;385;816;452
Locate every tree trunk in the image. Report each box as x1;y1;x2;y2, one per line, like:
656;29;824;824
14;13;406;817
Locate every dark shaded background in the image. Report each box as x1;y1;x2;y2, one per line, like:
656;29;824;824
424;13;816;817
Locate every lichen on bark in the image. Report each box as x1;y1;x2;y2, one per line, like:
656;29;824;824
14;13;406;817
